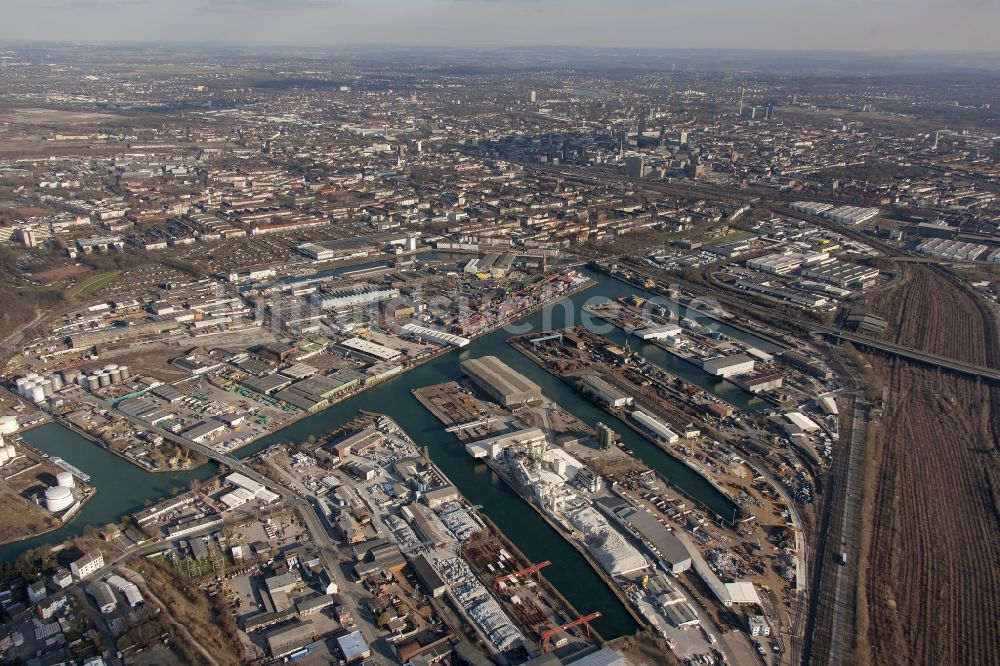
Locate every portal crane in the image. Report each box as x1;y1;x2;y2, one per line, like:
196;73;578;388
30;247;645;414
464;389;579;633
494;560;552;589
540;612;602;651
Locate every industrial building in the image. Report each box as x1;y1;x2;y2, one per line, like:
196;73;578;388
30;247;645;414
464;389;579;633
799;259;879;290
745;250;828;275
580;374;634;408
88;582;117;615
634;324;682;340
465;428;547;459
596;497;692;574
823;205;880;225
337;337;402;362
461;356;543;406
630;411;679;443
309;285;399;310
265;620;315;658
409;554;447;598
701;353;755;378
400;322;470;347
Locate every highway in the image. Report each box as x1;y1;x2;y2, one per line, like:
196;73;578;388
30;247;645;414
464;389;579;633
814;326;1000;382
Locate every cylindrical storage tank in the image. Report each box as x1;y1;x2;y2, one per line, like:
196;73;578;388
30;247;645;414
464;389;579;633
51;374;64;391
56;471;75;488
87;375;101;391
0;415;17;435
103;364;118;373
45;486;74;512
40;380;54;397
109;368;122;384
97;372;111;388
77;374;88;387
30;386;46;403
119;366;131;380
4;444;14;459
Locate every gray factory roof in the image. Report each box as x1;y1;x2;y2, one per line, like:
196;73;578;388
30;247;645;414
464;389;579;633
701;353;754;372
595;497;691;571
461;355;541;401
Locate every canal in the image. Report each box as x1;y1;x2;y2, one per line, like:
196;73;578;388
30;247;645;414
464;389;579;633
0;268;772;639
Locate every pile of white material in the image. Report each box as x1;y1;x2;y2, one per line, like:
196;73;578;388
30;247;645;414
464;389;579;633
434;556;524;651
570;505;649;576
384;514;421;554
437;502;482;542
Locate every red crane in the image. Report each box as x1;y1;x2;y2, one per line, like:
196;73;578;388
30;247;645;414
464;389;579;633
540;612;602;651
494;560;552;589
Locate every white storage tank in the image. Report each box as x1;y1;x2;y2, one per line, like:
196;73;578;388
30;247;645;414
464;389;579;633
119;366;131;380
56;471;75;488
109;368;122;384
30;386;46;403
97;372;111;388
45;486;75;512
50;374;64;391
0;415;17;435
87;375;101;391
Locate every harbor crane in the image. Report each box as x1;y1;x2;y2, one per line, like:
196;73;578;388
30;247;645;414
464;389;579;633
540;612;603;651
493;560;552;589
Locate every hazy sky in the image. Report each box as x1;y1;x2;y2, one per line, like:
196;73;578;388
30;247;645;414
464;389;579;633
2;0;997;52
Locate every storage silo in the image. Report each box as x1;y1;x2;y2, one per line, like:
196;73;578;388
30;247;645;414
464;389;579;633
45;486;75;512
119;366;131;380
97;372;111;388
30;386;46;403
87;375;101;391
56;471;75;488
0;415;18;435
109;367;122;384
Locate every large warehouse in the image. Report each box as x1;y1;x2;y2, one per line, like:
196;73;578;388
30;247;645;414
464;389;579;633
701;353;755;378
461;355;542;406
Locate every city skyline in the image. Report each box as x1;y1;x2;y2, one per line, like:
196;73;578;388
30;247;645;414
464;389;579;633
3;0;999;53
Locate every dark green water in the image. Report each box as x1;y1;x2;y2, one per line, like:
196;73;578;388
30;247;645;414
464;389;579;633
0;268;773;638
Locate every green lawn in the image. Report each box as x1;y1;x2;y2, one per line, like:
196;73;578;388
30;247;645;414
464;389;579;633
70;271;120;299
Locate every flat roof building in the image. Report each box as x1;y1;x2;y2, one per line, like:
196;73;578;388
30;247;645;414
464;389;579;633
580;374;633;408
266;620;315;658
701;353;755;378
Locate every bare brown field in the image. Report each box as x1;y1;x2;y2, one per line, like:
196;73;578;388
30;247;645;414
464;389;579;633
30;265;90;282
859;264;1000;666
0;108;121;125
